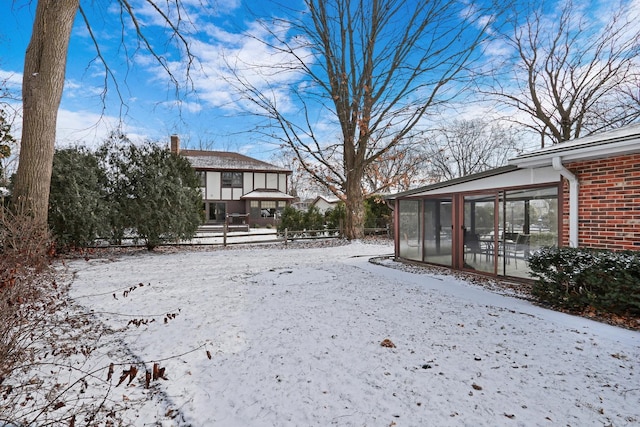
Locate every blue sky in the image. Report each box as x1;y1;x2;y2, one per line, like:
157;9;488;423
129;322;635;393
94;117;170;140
1;0;638;163
1;0;298;158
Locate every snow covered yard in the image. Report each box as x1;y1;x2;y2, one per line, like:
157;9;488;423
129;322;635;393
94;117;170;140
65;241;640;426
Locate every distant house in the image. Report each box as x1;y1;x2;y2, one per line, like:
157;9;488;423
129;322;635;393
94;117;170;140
170;135;294;227
290;199;312;211
311;195;341;214
388;124;640;280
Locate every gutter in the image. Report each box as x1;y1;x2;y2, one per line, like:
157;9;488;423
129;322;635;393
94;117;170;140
552;157;578;247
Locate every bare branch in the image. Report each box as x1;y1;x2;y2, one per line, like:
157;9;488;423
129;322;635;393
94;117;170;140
482;0;640;147
227;0;494;238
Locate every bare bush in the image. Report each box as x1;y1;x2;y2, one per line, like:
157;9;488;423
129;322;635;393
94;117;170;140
0;208;54;385
0;208;122;425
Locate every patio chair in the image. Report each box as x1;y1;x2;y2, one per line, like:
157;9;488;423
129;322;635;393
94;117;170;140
507;233;530;268
464;231;484;262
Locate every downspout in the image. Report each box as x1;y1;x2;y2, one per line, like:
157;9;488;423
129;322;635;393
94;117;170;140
552;157;578;247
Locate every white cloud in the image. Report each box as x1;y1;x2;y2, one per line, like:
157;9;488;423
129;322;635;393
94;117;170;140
136;12;314;116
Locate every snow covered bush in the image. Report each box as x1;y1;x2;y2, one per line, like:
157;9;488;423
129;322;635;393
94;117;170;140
528;247;640;316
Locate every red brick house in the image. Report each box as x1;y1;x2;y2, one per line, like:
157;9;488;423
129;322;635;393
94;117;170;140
170;135;293;228
511;128;640;252
389;125;640;280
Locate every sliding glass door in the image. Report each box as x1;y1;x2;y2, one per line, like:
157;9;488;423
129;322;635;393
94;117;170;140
463;194;497;273
423;198;453;266
398;199;421;261
499;187;559;278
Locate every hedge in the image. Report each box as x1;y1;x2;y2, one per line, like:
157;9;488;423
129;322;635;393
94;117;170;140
528;247;640;317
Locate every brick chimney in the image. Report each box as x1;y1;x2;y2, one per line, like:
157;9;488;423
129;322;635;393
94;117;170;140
170;134;180;154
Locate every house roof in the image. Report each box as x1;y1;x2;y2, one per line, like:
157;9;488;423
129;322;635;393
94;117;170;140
387;165;518;200
510;124;640;168
180;149;291;173
312;195;341;205
241;189;295;200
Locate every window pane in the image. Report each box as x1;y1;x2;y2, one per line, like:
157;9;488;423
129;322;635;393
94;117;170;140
232;172;242;187
196;171;206;187
222;172;243;188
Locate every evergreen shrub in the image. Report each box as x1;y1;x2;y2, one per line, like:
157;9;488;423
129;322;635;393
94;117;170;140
325;202;345;233
528;247;640;316
49;138;202;250
278;205;303;235
49;147;109;248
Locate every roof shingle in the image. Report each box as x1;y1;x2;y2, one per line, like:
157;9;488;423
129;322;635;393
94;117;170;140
180;150;290;173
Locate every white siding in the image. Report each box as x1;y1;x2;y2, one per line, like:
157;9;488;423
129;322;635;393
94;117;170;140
411;167;562;197
221;188;232;200
278;174;287;192
232;188;243;200
243;172;253;194
207;172;221;200
254;172;266;188
266;173;278;189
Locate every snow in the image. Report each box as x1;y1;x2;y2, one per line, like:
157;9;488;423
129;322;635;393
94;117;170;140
64;241;639;426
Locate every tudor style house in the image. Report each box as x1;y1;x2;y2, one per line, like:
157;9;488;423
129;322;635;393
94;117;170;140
389;124;640;280
170;135;293;228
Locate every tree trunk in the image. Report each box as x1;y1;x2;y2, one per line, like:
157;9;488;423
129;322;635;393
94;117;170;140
343;165;365;240
12;0;79;227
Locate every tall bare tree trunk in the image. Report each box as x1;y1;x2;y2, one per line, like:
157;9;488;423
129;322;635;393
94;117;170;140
344;165;365;240
12;0;79;227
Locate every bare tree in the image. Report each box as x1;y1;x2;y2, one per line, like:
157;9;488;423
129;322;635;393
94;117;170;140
269;148;327;200
11;0;198;228
227;0;494;239
424;119;523;181
363;141;432;194
485;0;640;147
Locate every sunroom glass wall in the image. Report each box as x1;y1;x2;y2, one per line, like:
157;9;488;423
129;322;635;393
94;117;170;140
499;188;559;279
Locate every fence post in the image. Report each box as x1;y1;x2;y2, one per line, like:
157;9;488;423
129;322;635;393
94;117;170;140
223;222;228;247
284;228;288;247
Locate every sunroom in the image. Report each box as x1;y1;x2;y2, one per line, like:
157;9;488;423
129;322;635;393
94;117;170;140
390;165;563;280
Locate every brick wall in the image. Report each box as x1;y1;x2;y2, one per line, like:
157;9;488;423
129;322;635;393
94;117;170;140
561;153;640;250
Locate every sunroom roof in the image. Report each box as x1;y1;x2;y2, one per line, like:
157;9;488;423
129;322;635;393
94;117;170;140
387;166;518;200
